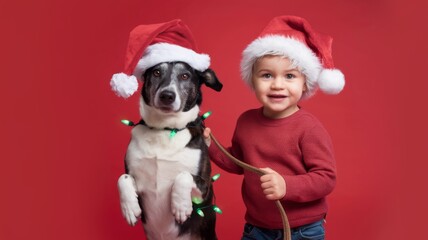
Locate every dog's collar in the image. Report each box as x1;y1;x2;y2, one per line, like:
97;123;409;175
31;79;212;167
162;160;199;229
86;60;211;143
122;111;212;138
136;119;187;138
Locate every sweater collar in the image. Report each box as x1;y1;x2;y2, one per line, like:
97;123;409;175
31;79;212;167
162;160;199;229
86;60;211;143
256;106;305;126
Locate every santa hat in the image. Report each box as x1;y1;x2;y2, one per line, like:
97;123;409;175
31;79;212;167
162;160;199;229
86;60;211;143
110;19;211;98
241;15;345;98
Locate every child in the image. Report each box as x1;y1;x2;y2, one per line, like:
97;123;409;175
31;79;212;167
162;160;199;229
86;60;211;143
204;15;345;240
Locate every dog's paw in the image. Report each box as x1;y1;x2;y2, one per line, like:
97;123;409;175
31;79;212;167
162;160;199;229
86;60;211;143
118;174;142;226
171;196;192;224
120;198;142;226
171;172;193;224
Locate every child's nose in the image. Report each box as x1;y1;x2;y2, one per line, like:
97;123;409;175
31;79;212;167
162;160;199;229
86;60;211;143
271;77;285;89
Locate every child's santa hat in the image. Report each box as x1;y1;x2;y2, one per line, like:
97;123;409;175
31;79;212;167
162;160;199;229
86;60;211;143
110;19;211;98
241;15;345;98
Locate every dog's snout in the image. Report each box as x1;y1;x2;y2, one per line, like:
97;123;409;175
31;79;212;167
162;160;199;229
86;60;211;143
159;90;176;105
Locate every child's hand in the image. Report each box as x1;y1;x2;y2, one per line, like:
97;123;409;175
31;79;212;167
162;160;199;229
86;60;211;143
260;168;286;200
203;127;212;147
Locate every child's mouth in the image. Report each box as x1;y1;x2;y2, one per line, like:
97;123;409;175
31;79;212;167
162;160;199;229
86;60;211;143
268;94;287;99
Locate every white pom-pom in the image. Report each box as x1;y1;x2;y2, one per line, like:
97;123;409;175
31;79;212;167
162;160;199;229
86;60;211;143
318;69;345;94
110;73;138;98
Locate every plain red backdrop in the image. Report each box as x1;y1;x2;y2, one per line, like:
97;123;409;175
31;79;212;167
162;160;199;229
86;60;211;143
1;0;427;239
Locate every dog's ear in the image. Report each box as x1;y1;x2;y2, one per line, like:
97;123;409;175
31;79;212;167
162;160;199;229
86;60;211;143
200;69;223;92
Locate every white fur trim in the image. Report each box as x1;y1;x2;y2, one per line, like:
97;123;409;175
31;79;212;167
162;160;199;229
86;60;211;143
318;69;345;94
110;73;138;98
241;35;322;97
134;43;210;78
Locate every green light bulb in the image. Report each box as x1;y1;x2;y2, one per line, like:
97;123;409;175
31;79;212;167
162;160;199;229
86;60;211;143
121;119;134;126
192;197;203;204
202;111;212;120
211;173;221;182
213;205;222;214
169;129;178;138
196;209;205;217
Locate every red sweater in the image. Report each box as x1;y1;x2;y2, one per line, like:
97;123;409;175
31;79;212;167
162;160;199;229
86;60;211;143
209;107;336;228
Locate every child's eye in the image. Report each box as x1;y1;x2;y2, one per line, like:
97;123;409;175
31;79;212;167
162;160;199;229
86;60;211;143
286;73;295;79
262;73;272;79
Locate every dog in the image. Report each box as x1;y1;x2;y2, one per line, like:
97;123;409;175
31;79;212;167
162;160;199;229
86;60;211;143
117;61;222;240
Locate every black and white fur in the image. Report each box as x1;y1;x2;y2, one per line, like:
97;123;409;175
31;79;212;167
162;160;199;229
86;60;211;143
118;62;222;240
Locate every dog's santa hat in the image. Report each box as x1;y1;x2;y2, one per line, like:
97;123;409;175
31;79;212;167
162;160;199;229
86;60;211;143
241;15;345;98
110;19;211;98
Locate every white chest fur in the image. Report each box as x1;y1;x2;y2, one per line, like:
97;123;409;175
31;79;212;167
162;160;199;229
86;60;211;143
126;125;201;188
125;125;201;239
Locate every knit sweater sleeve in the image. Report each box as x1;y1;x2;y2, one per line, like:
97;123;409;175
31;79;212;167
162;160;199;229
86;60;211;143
282;124;337;202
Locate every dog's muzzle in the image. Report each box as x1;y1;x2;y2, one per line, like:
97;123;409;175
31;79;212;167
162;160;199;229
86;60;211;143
159;90;176;105
155;89;181;112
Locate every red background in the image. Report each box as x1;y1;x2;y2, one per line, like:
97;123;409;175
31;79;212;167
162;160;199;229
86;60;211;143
1;0;427;239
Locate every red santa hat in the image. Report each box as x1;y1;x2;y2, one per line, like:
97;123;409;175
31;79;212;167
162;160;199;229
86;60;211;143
241;15;345;98
111;19;210;98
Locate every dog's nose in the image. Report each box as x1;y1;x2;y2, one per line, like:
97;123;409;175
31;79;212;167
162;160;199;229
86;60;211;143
159;90;176;105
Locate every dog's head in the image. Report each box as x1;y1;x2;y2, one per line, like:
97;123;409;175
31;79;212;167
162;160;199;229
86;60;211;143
139;62;222;128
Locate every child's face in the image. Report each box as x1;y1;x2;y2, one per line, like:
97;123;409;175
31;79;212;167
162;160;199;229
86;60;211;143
252;55;306;119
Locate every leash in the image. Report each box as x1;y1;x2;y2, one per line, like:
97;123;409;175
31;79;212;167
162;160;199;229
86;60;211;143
209;133;291;240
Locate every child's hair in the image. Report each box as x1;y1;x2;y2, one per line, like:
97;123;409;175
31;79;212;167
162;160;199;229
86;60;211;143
240;16;345;99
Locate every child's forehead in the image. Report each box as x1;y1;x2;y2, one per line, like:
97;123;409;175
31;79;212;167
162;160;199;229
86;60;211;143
254;55;295;68
257;54;288;61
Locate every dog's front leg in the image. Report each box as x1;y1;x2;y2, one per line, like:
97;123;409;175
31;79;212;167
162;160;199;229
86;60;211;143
171;172;201;224
118;174;142;226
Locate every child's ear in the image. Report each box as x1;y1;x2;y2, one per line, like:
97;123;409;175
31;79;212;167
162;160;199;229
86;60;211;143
302;82;308;92
199;69;223;92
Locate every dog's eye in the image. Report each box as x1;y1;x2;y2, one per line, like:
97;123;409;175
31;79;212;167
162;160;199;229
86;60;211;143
180;74;189;80
153;70;161;77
